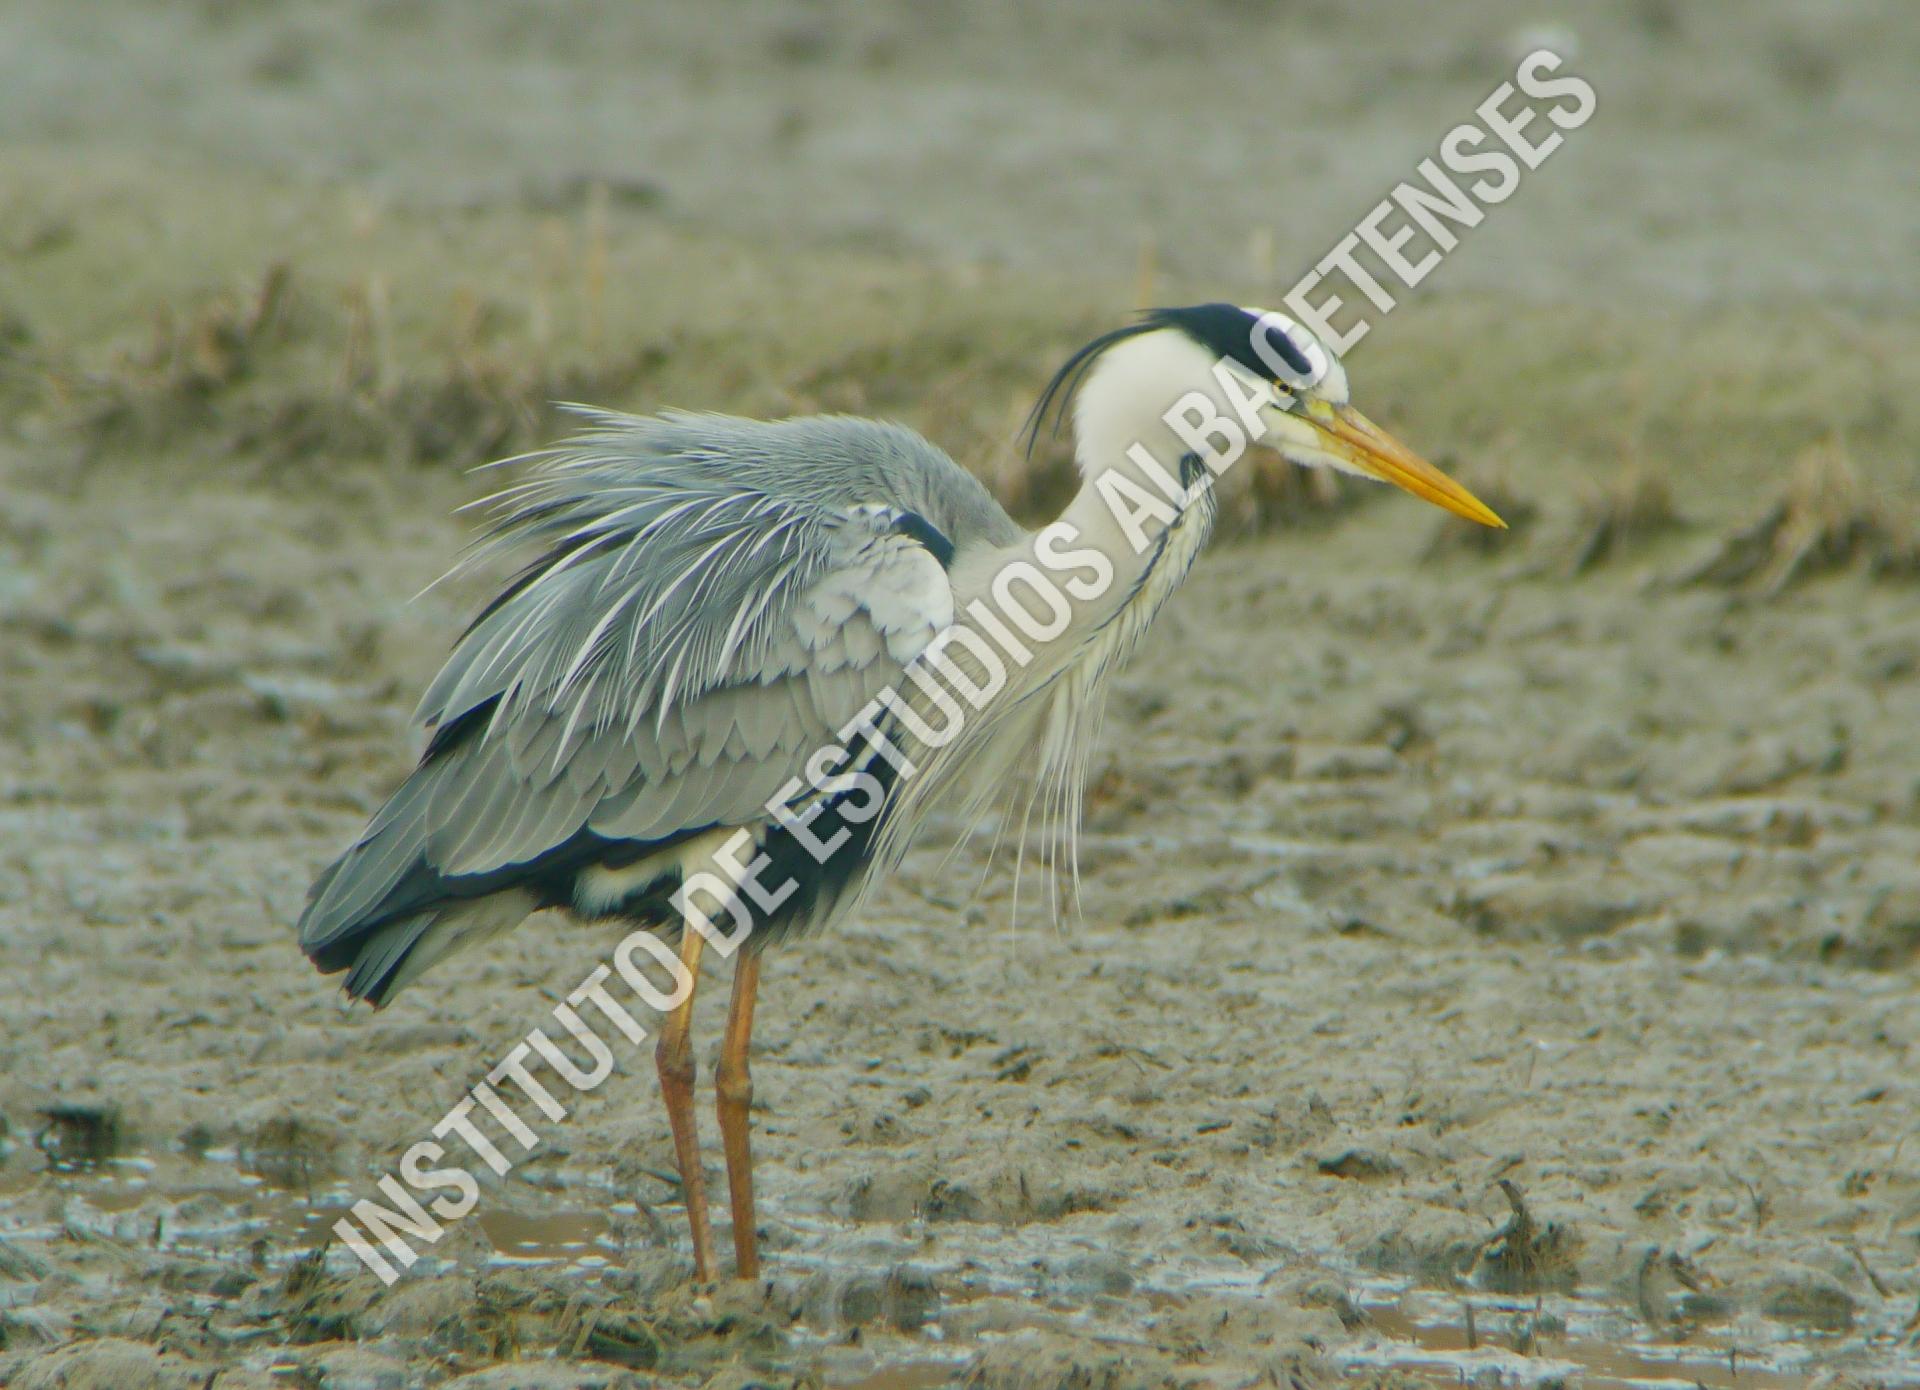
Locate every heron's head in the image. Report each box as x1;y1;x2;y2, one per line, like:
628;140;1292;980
1035;302;1503;529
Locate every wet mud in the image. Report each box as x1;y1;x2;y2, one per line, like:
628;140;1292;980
4;2;1919;1385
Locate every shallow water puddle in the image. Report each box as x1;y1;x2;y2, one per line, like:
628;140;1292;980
1345;1284;1869;1389
0;1150;611;1270
6;1152;1911;1386
834;1364;976;1390
474;1207;616;1266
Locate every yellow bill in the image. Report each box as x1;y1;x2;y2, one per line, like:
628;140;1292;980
1307;401;1506;529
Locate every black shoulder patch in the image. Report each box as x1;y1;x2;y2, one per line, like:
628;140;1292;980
891;509;956;569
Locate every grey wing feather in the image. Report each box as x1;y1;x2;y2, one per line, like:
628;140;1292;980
300;409;1014;953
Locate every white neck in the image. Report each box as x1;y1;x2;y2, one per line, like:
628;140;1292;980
943;329;1225;745
1058;328;1228;574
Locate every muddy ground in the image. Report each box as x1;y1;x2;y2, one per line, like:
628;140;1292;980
3;2;1920;1387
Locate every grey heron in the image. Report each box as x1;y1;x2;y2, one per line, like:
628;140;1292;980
297;303;1502;1281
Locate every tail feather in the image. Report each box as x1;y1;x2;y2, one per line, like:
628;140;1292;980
340;913;436;1004
298;769;443;957
318;892;536;1008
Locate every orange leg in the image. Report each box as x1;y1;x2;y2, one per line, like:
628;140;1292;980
716;950;762;1280
653;928;713;1281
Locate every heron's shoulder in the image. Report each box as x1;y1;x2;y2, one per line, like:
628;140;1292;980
564;407;925;463
563;407;1022;549
808;413;1025;550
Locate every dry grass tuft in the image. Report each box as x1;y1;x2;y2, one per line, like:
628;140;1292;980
60;260;678;474
992;440;1377;537
240;1115;340;1192
0;301;40;412
1217;448;1376;536
34;1104;125;1169
1677;440;1920;595
990;441;1382;533
986;433;1082;529
71;263;296;443
1422;462;1539;560
276;1246;380;1343
1565;462;1684;574
1472;1179;1582;1294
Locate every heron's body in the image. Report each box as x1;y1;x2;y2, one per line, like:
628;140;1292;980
301;413;1020;1000
298;304;1501;1281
